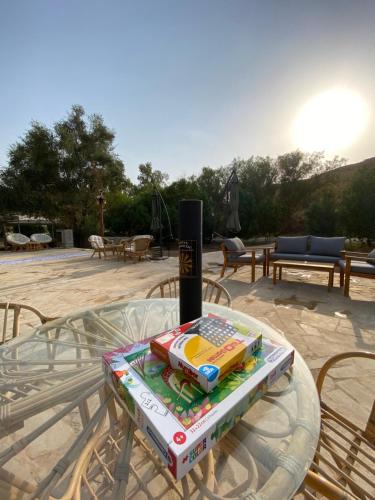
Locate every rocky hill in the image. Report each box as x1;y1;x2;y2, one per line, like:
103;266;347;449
314;156;375;188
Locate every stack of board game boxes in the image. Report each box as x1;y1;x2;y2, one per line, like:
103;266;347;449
103;314;294;480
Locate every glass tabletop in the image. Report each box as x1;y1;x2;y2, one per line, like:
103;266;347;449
0;299;320;499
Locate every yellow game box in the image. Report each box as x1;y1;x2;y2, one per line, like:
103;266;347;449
150;314;262;392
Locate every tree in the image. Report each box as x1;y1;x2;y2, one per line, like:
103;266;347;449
0;105;129;242
194;166;231;237
274;151;345;233
1;122;60;218
235;156;278;236
137;162;169;190
306;188;341;236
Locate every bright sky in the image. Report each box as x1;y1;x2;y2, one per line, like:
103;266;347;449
0;0;374;182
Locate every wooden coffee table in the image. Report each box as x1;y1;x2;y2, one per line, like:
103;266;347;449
273;259;335;290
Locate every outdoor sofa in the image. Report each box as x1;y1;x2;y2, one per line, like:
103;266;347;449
268;235;346;284
269;236;375;295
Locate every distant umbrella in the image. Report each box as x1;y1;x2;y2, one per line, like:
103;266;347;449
151;192;161;232
225;171;241;233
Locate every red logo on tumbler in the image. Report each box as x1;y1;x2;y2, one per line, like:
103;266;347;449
173;432;186;445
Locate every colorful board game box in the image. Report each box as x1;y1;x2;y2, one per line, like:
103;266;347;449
150;314;262;392
102;331;294;480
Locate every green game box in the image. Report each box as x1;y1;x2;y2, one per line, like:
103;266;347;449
103;331;294;480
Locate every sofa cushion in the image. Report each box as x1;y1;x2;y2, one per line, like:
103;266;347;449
339;259;375;275
309;236;345;257
228;254;264;264
367;249;375;264
224;237;246;257
276;236;308;254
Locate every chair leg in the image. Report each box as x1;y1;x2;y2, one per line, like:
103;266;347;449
220;264;226;278
344;274;350;297
344;260;351;297
251;251;255;282
340;269;344;287
262;249;266;276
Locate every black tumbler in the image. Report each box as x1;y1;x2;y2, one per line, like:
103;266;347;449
179;199;203;324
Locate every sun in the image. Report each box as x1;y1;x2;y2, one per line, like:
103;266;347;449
292;88;368;153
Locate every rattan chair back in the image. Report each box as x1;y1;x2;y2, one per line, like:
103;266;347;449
146;276;232;307
304;351;375;498
0;302;57;344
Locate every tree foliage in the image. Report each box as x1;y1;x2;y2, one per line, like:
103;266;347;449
136;162;169;191
1;105;128;243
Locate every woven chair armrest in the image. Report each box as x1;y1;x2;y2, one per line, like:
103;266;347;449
304;470;348;499
316;351;375;397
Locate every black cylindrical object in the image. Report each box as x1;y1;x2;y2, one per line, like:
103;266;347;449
179;199;203;324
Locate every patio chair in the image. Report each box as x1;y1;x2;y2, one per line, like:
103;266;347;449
304;351;375;498
5;232;30;251
88;235;116;259
146;276;232;307
1;302;57;344
123;235;153;262
338;250;375;297
30;233;52;248
220;237;268;282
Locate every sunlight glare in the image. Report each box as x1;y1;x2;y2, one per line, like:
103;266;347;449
292;88;368;152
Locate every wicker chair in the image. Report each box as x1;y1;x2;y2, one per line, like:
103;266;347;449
123;235;153;262
146;275;232;307
5;232;30;251
0;302;57;344
88;235;116;259
304;351;375;499
30;233;52;248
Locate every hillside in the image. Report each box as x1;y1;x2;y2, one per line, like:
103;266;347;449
314;156;375;188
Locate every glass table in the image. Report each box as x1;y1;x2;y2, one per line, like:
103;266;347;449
0;299;320;499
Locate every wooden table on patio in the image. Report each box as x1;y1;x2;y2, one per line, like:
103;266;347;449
273;259;336;291
0;299;320;499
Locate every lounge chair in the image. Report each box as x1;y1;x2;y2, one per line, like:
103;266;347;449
30;233;52;248
88;235;116;259
338;250;375;296
5;232;30;251
220;237;268;282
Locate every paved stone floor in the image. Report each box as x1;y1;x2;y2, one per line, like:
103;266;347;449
1;248;374;495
